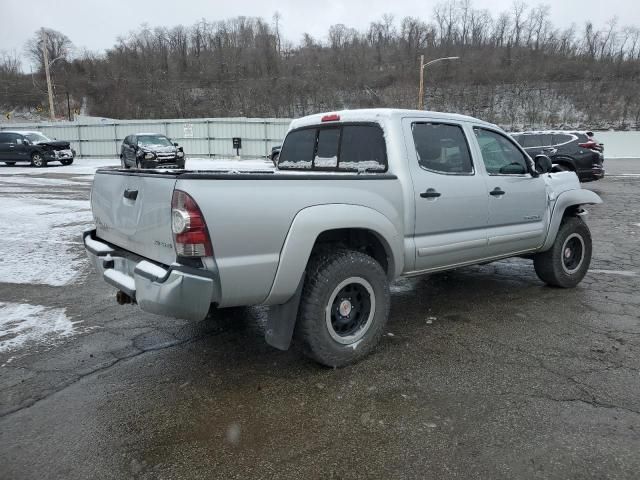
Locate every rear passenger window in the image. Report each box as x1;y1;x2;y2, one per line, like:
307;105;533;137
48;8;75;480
338;125;386;171
411;123;473;174
552;133;573;145
538;134;553;146
520;135;540;148
278;128;317;168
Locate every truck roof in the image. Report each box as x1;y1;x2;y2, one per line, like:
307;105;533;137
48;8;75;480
289;108;497;130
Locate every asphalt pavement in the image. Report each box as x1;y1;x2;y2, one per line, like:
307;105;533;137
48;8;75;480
0;159;639;479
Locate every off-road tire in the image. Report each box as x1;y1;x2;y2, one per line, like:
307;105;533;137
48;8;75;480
295;248;390;367
31;152;46;168
534;217;592;288
60;159;73;166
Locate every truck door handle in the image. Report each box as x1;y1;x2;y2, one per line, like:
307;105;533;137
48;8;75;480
420;188;441;199
123;189;138;200
489;187;505;196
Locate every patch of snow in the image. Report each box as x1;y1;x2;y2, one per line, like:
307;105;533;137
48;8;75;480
0;176;81;187
314;155;338;168
339;160;385;171
185;158;274;171
278;160;312;169
0;195;92;286
0;302;78;353
0;158;118;176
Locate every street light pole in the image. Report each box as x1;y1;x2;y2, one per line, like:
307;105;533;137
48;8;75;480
417;56;460;110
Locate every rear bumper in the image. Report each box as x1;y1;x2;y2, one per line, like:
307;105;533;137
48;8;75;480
579;164;605;182
83;229;218;321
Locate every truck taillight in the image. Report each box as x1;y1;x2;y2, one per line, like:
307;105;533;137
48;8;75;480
171;190;213;257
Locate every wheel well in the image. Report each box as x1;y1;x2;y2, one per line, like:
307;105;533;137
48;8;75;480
311;228;392;277
555;157;575;170
562;204;585;220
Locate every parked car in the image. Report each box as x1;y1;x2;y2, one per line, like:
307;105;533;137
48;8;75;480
510;130;604;182
84;109;602;367
270;145;281;166
0;130;75;167
120;133;185;169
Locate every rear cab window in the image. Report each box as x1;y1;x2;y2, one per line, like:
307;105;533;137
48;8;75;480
278;123;387;172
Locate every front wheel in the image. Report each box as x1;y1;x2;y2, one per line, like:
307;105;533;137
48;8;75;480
60;159;73;166
31;153;46;168
295;249;390;367
534;217;592;288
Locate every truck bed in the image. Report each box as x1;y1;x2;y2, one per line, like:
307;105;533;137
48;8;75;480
91;167;402;307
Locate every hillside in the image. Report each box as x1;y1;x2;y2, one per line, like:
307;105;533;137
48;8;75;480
2;3;640;130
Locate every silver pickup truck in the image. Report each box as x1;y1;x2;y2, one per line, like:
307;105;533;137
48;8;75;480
84;109;602;367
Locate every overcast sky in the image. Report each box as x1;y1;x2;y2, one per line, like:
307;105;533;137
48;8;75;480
1;0;638;67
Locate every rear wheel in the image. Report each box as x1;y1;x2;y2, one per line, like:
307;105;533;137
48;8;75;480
534;217;592;288
60;159;73;166
31;152;46;168
295;248;390;367
4;162;16;166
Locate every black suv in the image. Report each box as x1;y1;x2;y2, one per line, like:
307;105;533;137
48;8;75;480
120;133;185;169
0;130;75;167
510;131;604;182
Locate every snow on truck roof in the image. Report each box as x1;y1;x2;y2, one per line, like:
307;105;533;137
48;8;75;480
289;108;497;130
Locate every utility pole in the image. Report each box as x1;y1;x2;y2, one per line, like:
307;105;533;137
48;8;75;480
41;29;55;120
418;55;425;110
66;92;71;121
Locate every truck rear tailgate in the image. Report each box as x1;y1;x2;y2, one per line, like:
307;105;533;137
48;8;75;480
91;170;177;265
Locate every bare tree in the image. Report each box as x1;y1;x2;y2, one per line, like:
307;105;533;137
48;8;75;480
24;28;73;72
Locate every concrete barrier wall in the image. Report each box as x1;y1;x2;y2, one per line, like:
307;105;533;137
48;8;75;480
593;131;640;158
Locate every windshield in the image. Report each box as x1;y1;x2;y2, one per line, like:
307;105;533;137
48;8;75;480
137;135;173;148
25;133;52;143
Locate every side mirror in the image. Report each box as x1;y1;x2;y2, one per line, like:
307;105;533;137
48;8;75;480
534;154;553;174
173;142;178;147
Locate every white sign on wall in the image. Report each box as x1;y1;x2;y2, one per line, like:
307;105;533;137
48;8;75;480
183;123;193;138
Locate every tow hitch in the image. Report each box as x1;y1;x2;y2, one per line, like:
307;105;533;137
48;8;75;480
116;290;135;305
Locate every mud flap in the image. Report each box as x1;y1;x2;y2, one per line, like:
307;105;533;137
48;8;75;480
264;274;305;351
